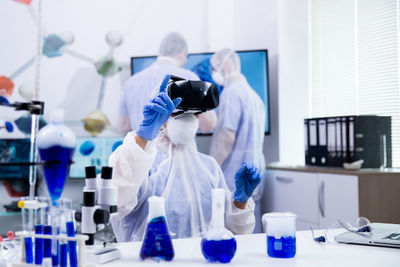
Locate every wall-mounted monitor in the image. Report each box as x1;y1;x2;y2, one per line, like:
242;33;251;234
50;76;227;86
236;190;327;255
131;49;270;134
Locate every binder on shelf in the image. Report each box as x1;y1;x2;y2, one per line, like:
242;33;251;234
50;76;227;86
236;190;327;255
308;119;318;165
341;117;348;163
348;116;355;162
317;118;328;166
327;118;336;166
335;117;342;167
304;119;310;165
304;115;392;168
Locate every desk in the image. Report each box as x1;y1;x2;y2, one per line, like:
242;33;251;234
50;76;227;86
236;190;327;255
109;230;399;267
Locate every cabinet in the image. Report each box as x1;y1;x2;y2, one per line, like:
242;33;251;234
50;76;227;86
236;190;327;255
263;170;359;230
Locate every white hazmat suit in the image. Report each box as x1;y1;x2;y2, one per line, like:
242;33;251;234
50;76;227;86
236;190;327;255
210;49;266;232
109;127;256;242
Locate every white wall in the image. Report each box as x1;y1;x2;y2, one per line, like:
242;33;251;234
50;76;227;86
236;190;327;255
0;0;280;162
277;0;310;165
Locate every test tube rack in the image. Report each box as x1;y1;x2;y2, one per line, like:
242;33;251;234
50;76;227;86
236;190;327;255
12;231;90;267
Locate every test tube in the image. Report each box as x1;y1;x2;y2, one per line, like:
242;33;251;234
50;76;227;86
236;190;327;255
51;211;60;267
59;243;68;267
20;196;34;264
61;199;77;267
34;197;46;265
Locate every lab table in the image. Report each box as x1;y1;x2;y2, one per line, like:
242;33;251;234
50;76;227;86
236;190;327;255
108;229;399;267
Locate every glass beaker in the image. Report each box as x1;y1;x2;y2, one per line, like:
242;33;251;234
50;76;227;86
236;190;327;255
262;212;296;258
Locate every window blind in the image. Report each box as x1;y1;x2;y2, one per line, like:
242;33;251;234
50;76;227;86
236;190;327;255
311;0;400;166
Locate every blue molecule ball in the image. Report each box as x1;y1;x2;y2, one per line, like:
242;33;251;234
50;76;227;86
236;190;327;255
112;140;123;152
80;141;95;156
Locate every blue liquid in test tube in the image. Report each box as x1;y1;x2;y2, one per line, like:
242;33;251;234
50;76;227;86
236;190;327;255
35;224;44;265
44;225;52;258
24;237;33;264
60;243;68;267
66;221;77;267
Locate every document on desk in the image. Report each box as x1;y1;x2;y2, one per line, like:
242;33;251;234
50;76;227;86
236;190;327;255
309;120;317;146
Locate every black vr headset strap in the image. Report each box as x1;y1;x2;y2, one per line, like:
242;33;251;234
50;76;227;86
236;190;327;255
169;75;185;82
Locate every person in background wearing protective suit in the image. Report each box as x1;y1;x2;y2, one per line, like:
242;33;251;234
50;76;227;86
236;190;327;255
209;48;266;233
109;75;262;242
119;32;216;134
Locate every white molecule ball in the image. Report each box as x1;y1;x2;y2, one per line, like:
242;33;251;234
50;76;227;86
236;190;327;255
59;31;75;45
106;31;123;47
19;81;34;101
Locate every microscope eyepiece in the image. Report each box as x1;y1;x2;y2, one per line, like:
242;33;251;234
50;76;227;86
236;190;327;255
85;166;97;179
83;191;95;207
101;167;113;180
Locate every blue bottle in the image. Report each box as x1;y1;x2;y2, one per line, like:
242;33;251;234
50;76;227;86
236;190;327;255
201;189;237;263
37;109;76;206
140;196;174;261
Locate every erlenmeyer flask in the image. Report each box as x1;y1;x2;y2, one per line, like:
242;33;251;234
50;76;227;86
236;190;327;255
201;189;237;263
140;196;174;261
37;109;76;206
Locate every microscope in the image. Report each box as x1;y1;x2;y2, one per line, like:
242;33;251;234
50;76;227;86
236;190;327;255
74;166;120;264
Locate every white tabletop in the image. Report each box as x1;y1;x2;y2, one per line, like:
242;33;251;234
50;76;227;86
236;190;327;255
106;229;399;267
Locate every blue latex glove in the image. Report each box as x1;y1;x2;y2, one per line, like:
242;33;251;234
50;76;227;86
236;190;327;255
137;75;182;141
233;163;262;203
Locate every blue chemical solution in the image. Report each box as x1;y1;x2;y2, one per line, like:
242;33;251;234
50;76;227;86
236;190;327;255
140;216;174;261
60;243;68;267
24;237;33;264
267;236;296;258
35;224;44;265
38;145;75;205
201;238;237;263
80;141;95;156
66;221;77;267
44;225;52;258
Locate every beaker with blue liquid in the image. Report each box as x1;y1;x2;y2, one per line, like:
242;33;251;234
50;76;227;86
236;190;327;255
140;196;174;261
262;212;296;258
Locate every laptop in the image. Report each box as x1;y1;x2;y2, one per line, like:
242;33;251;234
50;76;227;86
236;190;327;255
335;223;400;248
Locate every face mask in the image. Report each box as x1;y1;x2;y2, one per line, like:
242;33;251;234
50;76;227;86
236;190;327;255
212;71;224;86
166;113;199;145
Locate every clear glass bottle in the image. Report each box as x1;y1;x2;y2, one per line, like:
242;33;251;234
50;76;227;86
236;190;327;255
201;189;237;263
140;196;174;261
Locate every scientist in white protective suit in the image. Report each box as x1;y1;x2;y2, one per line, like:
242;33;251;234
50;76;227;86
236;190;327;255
210;49;266;232
109;75;262;242
119;32;216;135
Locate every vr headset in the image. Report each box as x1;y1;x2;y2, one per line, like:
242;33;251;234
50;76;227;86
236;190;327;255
167;75;219;114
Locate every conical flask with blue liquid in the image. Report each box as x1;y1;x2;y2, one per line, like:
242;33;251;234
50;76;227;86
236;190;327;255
37;109;76;206
140;196;174;261
201;189;237;263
